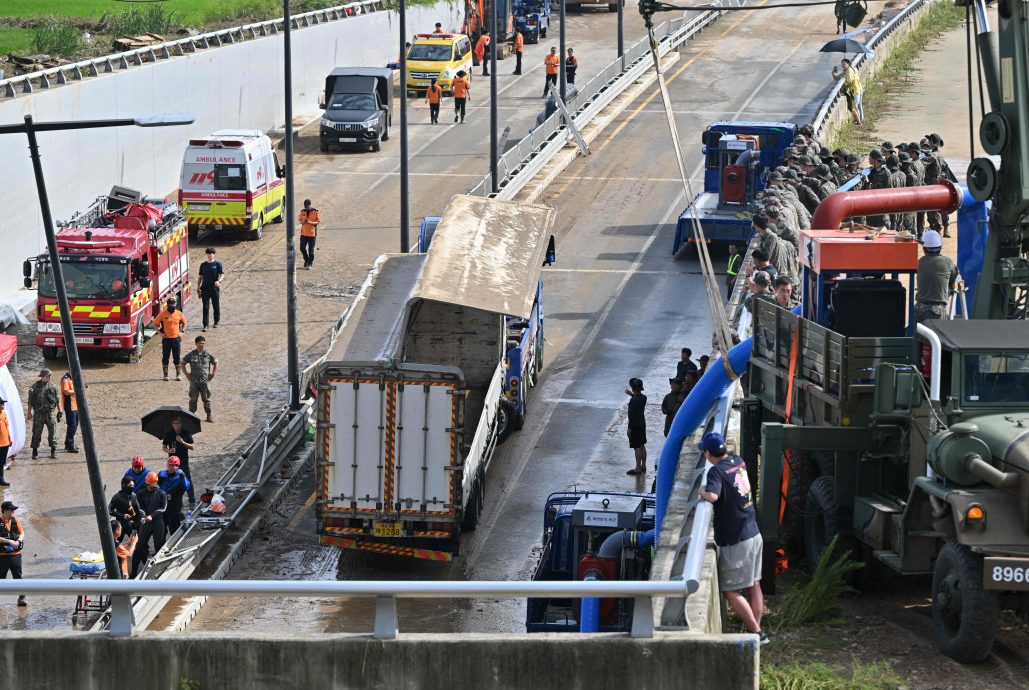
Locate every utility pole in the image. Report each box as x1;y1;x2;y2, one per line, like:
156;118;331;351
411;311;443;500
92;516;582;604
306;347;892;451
617;0;625;71
559;0;567;101
282;0;301;410
400;0;411;251
490;0;499;192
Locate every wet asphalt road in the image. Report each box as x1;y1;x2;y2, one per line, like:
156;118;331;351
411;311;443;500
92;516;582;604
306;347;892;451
186;0;858;634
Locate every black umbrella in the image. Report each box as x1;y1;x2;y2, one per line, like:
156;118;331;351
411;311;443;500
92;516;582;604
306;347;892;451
820;38;873;56
140;406;202;439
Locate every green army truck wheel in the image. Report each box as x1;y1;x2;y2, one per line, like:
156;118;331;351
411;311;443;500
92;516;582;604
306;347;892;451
932;541;999;664
803;476;840;572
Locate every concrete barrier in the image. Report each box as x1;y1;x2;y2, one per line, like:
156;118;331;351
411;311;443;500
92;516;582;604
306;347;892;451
0;0;460;302
0;631;758;689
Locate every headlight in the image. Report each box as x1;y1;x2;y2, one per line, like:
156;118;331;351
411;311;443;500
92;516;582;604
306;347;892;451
443;68;455;78
37;322;62;333
103;323;132;335
320;117;333;128
365;120;378;130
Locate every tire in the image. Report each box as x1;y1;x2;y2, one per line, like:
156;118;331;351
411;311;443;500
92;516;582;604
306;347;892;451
128;316;145;362
250;215;263;241
381;125;390;142
513;385;526;431
497;399;516;444
319;142;329;153
372;136;381;153
461;469;485;530
781;450;816;565
41;346;59;360
608;2;617;10
803;475;839;572
932;541;1000;663
272;205;285;223
187;224;199;241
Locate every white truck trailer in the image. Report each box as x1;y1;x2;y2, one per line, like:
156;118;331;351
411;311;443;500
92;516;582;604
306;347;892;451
315;195;556;561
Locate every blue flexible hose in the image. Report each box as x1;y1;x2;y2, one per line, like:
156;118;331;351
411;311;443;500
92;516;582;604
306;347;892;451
580;573;602;632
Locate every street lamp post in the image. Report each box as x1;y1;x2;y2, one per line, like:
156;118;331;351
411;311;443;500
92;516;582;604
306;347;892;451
399;0;410;251
490;0;499;192
617;0;625;71
0;113;195;588
282;0;301;410
559;0;567;101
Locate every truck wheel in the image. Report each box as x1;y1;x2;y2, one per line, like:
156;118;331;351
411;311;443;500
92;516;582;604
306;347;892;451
128;316;145;362
319;142;329;153
372;136;381;153
461;470;485;530
803;475;839;572
272;206;285;223
781;450;815;565
41;346;59;361
188;224;199;241
608;2;617;10
497;399;515;444
382;126;390;142
932;541;999;663
250;215;264;241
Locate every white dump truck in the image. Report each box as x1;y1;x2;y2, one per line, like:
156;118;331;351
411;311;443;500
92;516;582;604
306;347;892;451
314;195;556;561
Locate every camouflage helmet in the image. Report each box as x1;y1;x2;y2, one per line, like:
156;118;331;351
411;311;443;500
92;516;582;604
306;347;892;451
846;152;861;165
869;149;884;161
813;164;832;180
885;155;900;170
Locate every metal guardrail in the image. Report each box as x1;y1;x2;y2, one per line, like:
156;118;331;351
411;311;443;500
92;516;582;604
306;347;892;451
469;8;725;200
0;0;387;98
89;402;312;631
811;0;930;137
13;576;689;639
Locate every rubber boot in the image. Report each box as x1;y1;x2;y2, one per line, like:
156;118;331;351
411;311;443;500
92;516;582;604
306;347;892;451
31;447;38;460
163;366;169;381
206;411;213;423
174;365;182;381
49;447;57;459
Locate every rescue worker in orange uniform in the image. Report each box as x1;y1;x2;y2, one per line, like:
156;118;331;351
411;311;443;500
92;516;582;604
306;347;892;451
543;47;560;98
60;371;79;453
513;30;524;75
153;298;187;382
426;78;443;124
452;70;470;123
475;31;491;76
299;199;321;269
0;398;11;486
0;500;26;606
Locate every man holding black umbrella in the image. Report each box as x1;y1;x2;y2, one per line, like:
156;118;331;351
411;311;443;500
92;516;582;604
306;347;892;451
161;416;196;508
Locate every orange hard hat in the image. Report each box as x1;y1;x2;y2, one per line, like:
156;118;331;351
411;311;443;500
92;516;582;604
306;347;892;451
166;455;181;467
145;471;159;486
131;455;145;470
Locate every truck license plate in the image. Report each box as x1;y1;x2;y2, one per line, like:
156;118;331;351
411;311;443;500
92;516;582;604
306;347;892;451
339;137;357;143
416;81;428;86
984;557;1029;590
373;521;402;538
190;203;210;211
74;337;94;345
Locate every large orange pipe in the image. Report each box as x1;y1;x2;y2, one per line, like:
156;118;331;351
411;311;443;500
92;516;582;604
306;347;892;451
810;181;962;230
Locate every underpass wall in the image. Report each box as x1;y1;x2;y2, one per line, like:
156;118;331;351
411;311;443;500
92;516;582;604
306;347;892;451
0;0;459;302
0;631;759;689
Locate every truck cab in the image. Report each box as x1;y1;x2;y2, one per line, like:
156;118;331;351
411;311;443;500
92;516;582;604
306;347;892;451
674;121;797;254
405;34;473;95
320;67;393;153
514;0;549;43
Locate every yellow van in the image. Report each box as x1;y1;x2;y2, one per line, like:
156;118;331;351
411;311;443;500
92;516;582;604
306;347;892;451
406;33;473;95
178;130;286;241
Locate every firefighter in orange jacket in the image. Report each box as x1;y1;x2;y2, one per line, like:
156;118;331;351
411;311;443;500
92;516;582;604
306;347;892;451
299;199;321;270
513;30;524;75
475;31;491;76
543;47;560;98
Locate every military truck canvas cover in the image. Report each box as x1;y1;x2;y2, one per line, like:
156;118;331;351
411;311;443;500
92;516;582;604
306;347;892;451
410;194;557;319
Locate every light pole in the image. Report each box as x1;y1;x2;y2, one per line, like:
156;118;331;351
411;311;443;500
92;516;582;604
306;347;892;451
282;0;301;410
490;0;499;192
0;113;195;585
559;0;567;101
399;0;410;251
617;0;624;71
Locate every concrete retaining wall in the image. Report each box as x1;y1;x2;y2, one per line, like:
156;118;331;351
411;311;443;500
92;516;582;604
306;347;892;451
0;631;758;689
0;0;460;302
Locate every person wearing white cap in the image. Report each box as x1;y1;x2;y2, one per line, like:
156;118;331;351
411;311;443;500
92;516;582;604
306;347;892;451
915;230;957;323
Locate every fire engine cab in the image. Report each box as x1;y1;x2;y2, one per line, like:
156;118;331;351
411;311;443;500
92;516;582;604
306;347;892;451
23;186;192;361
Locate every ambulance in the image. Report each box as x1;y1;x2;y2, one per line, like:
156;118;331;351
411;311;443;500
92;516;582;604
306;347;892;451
178;130;286;241
406;33;474;95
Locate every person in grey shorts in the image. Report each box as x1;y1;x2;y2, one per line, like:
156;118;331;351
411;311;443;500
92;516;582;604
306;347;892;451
699;432;768;644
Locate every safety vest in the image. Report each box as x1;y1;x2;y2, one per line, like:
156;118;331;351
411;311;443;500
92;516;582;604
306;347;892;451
727;253;742;278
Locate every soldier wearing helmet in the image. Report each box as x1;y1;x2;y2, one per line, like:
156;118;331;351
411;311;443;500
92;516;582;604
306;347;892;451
914;230;958;323
130;470;167;578
123;455;152;494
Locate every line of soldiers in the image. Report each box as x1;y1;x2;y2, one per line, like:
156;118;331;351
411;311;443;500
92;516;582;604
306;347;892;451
760;131;955;240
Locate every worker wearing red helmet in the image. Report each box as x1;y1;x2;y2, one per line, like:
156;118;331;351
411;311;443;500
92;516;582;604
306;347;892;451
123;455;152;494
158;456;192;537
130;470;167;578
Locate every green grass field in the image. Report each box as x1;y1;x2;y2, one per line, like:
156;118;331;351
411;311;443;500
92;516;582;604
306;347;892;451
2;1;225;22
0;26;35;54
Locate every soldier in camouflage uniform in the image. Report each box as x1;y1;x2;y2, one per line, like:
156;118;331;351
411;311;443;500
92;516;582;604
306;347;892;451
864;149;893;228
830;149;850;185
886;155;908;231
799;124;824;152
26;369;59;459
769;171;811;230
765;202;798;248
905;142;927;233
812;164;838;200
182;336;218;423
898;152;920;234
920;137;945;232
926;133;954;236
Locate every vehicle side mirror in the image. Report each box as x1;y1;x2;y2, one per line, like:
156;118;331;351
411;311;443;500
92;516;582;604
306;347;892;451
23;277;33;289
22;259;31;277
543;235;556;266
277;165;286;179
381;104;389;111
319;92;326;110
138;277;151;288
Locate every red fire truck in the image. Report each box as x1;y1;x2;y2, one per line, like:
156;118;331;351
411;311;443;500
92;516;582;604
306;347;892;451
23;186;192;361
